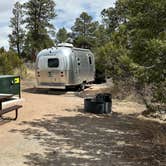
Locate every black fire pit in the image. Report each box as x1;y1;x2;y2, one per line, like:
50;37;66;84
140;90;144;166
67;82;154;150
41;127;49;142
84;93;112;114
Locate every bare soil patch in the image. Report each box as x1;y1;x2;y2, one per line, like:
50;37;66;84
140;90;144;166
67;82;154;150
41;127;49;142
0;80;165;166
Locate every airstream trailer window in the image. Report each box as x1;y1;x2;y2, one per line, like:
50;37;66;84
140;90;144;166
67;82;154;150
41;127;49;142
48;58;59;68
89;56;92;65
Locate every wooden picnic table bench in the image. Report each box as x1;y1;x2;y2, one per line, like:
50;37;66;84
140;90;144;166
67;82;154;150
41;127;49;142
0;105;22;120
0;94;22;120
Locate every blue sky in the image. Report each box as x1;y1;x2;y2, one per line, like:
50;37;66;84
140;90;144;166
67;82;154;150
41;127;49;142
0;0;116;50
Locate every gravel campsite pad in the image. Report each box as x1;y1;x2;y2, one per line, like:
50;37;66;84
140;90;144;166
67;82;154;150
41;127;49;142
0;82;166;166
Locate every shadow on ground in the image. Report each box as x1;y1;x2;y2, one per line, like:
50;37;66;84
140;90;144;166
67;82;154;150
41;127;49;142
23;88;67;96
10;111;166;166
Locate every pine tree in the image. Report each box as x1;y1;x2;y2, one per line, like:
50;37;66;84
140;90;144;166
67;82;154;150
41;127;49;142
23;0;56;59
71;12;98;48
56;27;68;43
8;2;25;57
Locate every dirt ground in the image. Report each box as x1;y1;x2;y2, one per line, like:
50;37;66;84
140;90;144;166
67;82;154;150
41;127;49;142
0;80;166;166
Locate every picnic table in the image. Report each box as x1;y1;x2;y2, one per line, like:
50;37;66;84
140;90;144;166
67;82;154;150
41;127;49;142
0;94;14;101
0;94;22;120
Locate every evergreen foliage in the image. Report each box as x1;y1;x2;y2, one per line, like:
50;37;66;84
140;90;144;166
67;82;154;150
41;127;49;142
0;48;24;75
98;0;166;107
23;0;56;59
71;12;99;48
56;27;68;43
8;2;25;57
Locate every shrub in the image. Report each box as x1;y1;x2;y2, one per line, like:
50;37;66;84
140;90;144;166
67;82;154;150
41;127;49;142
0;50;26;77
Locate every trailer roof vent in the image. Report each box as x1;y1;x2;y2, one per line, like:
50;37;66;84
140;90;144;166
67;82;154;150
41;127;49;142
57;43;73;48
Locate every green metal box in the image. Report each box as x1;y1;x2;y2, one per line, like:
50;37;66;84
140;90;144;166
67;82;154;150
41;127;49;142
0;75;21;97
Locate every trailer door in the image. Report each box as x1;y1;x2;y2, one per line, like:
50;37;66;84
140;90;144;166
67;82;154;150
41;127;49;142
74;53;81;83
47;57;66;84
47;57;59;83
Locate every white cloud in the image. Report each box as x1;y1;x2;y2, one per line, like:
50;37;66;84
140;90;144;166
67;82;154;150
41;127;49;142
0;0;27;50
0;0;116;50
0;26;10;49
54;0;115;30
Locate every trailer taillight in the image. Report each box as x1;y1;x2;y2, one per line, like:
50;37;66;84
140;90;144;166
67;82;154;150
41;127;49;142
37;71;40;77
60;72;64;77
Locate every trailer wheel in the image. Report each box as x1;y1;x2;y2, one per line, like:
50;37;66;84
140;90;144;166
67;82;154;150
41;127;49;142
79;82;86;91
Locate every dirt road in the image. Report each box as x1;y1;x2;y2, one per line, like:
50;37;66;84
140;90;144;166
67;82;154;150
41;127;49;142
0;83;165;166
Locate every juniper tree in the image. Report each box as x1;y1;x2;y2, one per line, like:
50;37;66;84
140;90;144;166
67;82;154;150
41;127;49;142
99;0;166;106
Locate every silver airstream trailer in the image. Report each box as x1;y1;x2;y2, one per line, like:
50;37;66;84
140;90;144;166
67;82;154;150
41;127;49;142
35;43;95;89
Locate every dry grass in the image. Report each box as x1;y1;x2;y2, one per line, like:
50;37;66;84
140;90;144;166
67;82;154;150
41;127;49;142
113;99;146;115
24;68;35;80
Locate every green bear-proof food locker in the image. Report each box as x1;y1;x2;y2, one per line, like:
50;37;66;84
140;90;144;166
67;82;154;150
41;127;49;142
0;75;21;97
